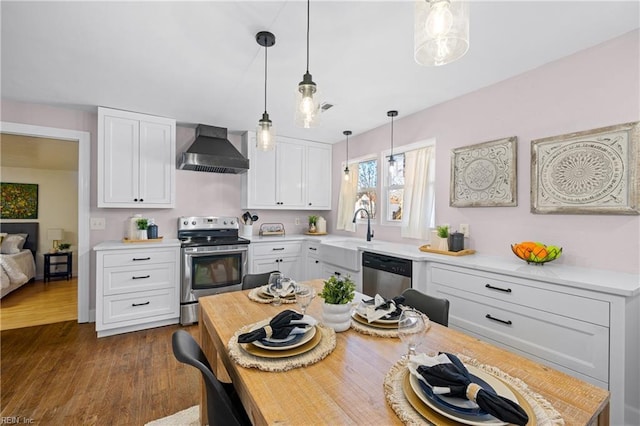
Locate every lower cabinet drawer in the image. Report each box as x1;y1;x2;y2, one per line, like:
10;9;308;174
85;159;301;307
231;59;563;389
252;242;302;256
103;263;175;295
103;288;177;325
431;284;609;384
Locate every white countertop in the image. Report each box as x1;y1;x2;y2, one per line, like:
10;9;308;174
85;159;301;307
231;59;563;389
93;238;181;250
248;233;640;297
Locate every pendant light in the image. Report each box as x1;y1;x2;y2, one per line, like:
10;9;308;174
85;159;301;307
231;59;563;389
414;0;469;66
256;31;276;151
387;110;398;176
343;130;352;181
295;0;320;128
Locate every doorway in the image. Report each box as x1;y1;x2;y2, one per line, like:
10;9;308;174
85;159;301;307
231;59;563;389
1;121;90;323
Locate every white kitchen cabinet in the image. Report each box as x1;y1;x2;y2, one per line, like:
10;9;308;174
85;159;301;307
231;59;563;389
305;241;323;280
95;242;180;337
98;107;176;208
241;131;331;210
249;240;303;280
321;263;362;293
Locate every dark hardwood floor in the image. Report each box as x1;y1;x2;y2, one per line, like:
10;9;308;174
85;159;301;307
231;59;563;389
1;321;200;425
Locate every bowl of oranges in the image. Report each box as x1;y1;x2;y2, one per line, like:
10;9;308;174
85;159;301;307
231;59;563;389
511;241;562;265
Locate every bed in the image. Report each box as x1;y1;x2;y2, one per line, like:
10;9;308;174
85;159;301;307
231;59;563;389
1;222;38;299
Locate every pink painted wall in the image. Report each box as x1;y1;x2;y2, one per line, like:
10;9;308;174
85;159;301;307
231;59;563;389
330;30;640;274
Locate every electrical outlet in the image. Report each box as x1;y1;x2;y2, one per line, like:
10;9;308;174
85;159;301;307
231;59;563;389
90;217;106;230
460;223;470;237
295;217;300;226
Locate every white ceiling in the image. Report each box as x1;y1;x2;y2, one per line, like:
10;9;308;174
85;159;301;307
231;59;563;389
1;1;638;144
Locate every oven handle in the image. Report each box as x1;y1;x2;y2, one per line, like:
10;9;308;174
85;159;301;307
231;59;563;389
183;246;249;255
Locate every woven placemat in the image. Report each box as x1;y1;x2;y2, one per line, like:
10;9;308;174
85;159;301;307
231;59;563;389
383;356;564;425
247;287;296;304
350;317;399;338
228;323;336;372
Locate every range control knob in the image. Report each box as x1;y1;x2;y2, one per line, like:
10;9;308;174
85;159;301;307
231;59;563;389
183;220;188;225
223;220;228;225
192;221;197;225
230;220;235;225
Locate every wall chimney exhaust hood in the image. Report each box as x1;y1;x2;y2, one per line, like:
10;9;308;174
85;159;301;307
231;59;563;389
177;125;249;174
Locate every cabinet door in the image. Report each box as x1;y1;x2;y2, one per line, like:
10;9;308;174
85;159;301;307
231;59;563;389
100;114;140;205
277;142;305;207
139;119;175;206
242;132;278;208
253;257;280;274
306;144;332;209
306;256;323;280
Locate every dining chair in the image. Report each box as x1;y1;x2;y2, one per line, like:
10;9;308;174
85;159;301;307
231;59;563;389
242;270;278;290
401;288;450;327
171;330;251;426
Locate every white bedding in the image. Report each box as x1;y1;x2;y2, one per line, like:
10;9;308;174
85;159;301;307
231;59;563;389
1;250;36;299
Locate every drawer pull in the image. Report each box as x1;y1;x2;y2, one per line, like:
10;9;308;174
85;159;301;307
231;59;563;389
485;284;512;293
132;257;151;261
485;314;512;325
132;301;150;307
334;271;341;276
272;247;285;251
309;247;317;251
132;275;150;280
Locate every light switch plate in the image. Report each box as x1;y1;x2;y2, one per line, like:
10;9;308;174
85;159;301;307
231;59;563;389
90;217;106;230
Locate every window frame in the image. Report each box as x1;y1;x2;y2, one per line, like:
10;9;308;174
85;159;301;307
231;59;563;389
380;138;436;227
344;154;379;224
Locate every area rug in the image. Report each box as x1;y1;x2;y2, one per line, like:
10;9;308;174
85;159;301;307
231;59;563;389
145;405;199;426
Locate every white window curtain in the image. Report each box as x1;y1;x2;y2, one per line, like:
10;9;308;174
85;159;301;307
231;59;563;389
336;166;358;232
401;146;435;239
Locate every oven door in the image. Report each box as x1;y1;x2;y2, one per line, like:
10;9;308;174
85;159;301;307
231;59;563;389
181;245;247;302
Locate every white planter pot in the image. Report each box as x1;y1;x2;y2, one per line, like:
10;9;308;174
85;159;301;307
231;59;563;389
138;230;148;240
322;302;352;332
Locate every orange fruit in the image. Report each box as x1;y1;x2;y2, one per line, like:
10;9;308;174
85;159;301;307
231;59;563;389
532;245;548;259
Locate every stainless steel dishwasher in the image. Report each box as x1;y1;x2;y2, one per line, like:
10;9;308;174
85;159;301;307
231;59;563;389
362;251;412;299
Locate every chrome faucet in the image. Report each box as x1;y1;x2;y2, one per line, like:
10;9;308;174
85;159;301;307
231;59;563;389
352;208;374;242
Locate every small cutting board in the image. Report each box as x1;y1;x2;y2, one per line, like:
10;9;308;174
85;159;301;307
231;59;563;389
419;245;475;256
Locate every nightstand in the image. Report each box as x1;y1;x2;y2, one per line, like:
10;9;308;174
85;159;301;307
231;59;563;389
43;252;72;282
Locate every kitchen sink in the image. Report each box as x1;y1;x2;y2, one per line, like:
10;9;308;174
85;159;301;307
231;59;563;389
319;240;384;271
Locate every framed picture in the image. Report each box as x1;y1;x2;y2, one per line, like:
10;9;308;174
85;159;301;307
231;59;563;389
531;122;639;215
450;136;517;207
0;182;39;219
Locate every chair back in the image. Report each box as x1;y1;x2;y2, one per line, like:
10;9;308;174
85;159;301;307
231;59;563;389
242;270;278;290
172;330;248;426
401;288;450;327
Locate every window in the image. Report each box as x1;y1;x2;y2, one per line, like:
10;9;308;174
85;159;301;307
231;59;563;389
382;140;436;239
355;159;377;220
385;153;405;222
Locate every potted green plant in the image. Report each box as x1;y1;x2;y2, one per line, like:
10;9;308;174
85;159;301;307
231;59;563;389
136;218;149;240
319;274;355;332
432;225;450;251
57;242;71;252
308;215;319;233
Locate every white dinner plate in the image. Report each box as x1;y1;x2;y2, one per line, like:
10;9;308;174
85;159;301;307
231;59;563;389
408;364;517;426
355;305;400;324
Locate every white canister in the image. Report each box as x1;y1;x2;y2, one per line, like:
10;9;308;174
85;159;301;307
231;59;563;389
317;217;327;234
128;214;143;239
242;224;253;238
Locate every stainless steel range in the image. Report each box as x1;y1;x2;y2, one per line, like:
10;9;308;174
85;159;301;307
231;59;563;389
178;216;250;325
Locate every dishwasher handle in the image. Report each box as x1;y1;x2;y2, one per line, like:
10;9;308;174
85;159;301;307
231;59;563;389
362;252;412;278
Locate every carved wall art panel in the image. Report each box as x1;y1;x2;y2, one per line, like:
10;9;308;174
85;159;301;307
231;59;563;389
450;136;517;207
531;122;639;215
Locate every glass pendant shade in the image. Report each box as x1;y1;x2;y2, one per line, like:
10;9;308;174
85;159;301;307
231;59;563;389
295;72;320;128
414;0;469;66
256;113;275;151
343;130;352;181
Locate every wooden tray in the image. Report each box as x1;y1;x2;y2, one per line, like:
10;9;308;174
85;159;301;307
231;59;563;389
305;232;328;236
122;236;164;243
418;245;475;256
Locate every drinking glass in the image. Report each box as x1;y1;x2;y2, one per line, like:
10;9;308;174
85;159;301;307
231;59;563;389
295;284;314;315
397;309;427;359
268;272;283;306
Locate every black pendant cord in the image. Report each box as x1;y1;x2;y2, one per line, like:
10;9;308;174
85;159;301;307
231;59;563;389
390;116;394;158
264;42;268;114
306;0;310;73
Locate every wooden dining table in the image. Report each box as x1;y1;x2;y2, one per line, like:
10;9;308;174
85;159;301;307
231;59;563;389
198;279;610;425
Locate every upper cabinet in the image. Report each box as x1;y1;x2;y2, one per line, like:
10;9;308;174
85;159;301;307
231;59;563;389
98;107;176;208
241;132;332;210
